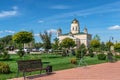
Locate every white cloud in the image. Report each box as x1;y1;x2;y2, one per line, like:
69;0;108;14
5;30;15;34
0;6;18;18
47;29;57;34
50;5;70;9
34;34;39;37
38;20;44;23
42;1;120;22
108;25;120;30
12;6;18;10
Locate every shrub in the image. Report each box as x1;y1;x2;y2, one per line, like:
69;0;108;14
70;58;77;64
75;49;81;58
88;48;94;57
2;50;10;60
75;49;86;59
114;43;120;53
97;53;106;60
0;53;2;58
17;49;25;57
115;55;120;58
89;52;94;57
0;62;10;74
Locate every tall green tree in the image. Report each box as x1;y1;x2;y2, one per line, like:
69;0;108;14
34;42;43;49
114;42;120;53
90;39;100;51
13;31;33;57
106;41;114;51
0;35;13;47
100;42;106;51
52;38;60;50
60;38;75;49
12;31;34;48
90;39;100;48
75;43;87;58
39;31;52;51
93;34;100;41
0;42;4;53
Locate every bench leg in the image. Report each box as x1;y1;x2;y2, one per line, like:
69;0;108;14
46;65;52;74
40;70;42;74
16;70;19;77
23;71;26;80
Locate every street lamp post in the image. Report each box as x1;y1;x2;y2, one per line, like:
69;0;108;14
109;36;114;52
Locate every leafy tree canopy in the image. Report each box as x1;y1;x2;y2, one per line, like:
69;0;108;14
34;42;43;49
100;42;106;51
114;42;120;52
93;34;100;41
52;38;59;50
60;37;75;49
106;41;114;48
12;31;33;44
39;31;52;50
0;35;13;46
90;39;100;48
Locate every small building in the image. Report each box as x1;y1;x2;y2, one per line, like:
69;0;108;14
57;19;92;47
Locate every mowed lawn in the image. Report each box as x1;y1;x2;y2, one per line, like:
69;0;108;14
0;53;107;80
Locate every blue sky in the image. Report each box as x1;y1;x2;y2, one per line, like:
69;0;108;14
0;0;120;42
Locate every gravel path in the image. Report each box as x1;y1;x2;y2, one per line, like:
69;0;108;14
10;61;120;80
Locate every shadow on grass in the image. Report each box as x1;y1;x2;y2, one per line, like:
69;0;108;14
0;59;15;61
41;55;62;59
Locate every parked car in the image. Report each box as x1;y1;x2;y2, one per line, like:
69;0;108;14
6;46;14;51
15;48;31;53
32;48;39;52
39;48;45;53
48;49;53;53
24;48;31;53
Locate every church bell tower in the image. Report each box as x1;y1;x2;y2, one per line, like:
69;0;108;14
71;19;80;34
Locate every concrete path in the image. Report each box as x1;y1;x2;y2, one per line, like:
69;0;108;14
10;61;120;80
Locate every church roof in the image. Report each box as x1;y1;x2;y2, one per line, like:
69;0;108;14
72;18;79;23
61;32;86;36
57;28;62;32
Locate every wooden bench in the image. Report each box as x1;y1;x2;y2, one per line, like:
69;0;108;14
17;59;52;79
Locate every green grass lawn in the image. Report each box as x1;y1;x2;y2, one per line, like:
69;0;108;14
0;53;108;80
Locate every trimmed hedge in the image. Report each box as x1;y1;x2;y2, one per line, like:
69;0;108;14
70;58;77;64
0;62;10;74
97;53;106;60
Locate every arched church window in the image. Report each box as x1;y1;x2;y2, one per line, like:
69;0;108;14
76;27;77;31
73;27;74;31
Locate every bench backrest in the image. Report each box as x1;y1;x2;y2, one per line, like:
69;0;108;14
17;59;42;71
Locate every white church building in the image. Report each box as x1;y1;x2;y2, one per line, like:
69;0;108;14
57;19;92;47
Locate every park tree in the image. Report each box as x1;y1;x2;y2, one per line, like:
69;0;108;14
106;41;114;51
114;42;120;53
39;31;52;52
76;43;87;58
33;42;43;49
93;34;100;41
13;31;33;45
13;31;33;57
100;42;106;51
0;42;4;54
90;39;100;51
90;39;100;48
60;38;75;56
0;35;13;47
60;38;75;49
0;40;10;60
52;38;60;50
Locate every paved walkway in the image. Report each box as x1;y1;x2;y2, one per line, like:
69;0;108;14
10;61;120;80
